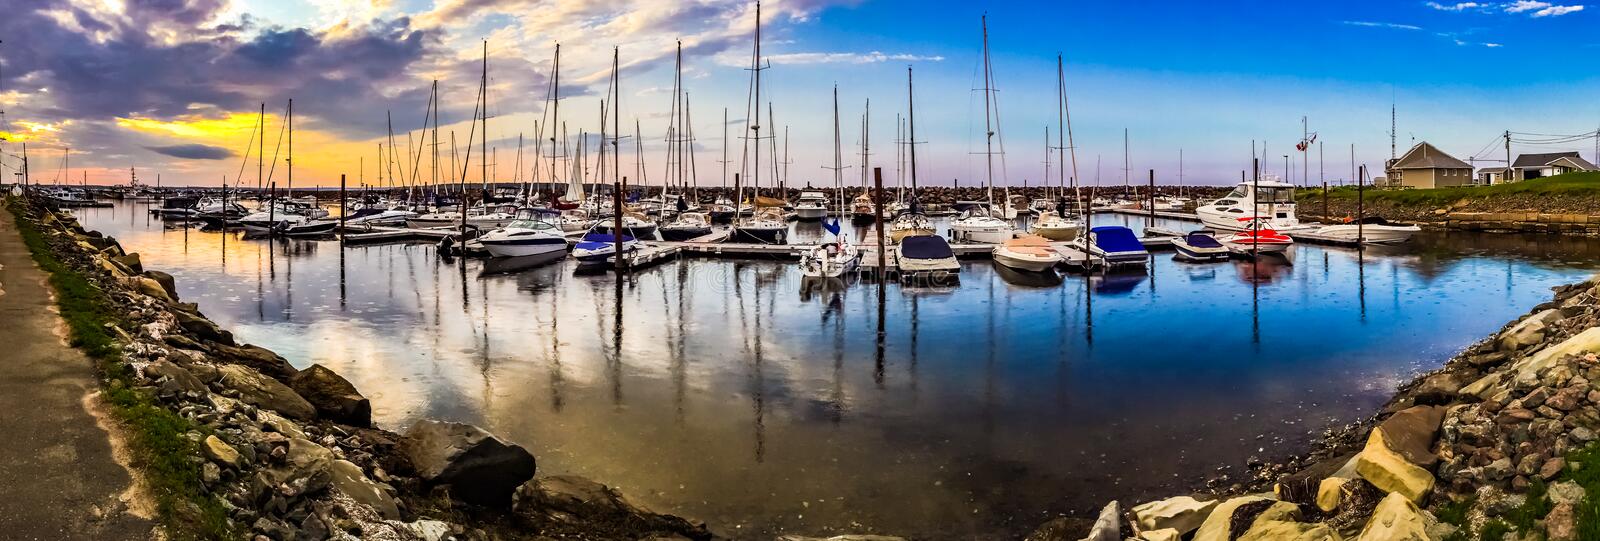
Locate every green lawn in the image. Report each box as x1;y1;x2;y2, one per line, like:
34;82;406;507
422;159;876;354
1298;171;1600;208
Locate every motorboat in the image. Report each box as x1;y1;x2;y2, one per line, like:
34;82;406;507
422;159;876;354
278;218;339;237
571;233;640;263
897;234;960;274
849;193;877;224
556;209;592;232
1074;225;1148;268
1217;218;1294;255
708;198;738;224
659;212;714;241
948;203;1014;244
151;196;200;218
733;208;788;244
991;193;1027;220
342;206;417;227
992;234;1063;272
593;212;660;240
1309;217;1421;245
1196;175;1308;232
406;204;518;229
1029;210;1082;241
1153;196;1192;211
794;191;829;221
1170;230;1230;262
888;211;936;243
798;236;859;278
477;209;569;258
238;200;330;233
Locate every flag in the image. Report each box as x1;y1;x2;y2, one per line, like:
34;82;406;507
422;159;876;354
822;218;841;236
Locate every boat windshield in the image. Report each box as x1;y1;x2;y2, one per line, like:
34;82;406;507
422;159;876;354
506;219;556;230
1256;186;1295;203
1225;186;1248;199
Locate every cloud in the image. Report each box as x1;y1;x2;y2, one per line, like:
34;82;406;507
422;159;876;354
1425;2;1483;10
717;51;945;67
1532;4;1584;16
144;143;236;160
1343;20;1424;30
1485;42;1504;47
1504;0;1550;12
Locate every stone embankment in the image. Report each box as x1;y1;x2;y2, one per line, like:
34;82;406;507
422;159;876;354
11;199;721;540
1022;274;1600;540
1302;195;1600;237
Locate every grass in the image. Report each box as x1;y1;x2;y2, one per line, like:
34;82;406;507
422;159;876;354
1296;171;1600;208
1564;443;1600;540
5;198;233;540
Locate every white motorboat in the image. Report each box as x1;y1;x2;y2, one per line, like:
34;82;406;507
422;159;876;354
1072;225;1148;268
889;211;935;243
238;200;329;233
1196;175;1309;233
593;212;660;240
992;234;1062;272
798;237;859;278
795;191;829;221
1309;217;1420;245
660;212;714;241
1217;218;1295;254
949;204;1014;244
556;209;592;232
898;234;960;274
849;193;877;224
342;207;417;227
478;210;569;258
406;204;518;229
1170;230;1231;262
1029;211;1082;241
571;232;640;263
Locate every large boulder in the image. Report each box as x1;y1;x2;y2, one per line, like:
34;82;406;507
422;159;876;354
1131;495;1217;536
1373;406;1446;469
1355;408;1442;504
202;435;244;469
130;276;172;303
1191;495;1270;541
402;420;535;507
145;359;205;394
142;270;178;301
257;438;334;498
329;459;399;519
1236;520;1340;541
1499;308;1561;351
217;364;317;420
1354;492;1442;541
288;364;372;427
111;253;143;274
173;309;235;346
212;343;296;380
1080;501;1120;541
515;475;713;540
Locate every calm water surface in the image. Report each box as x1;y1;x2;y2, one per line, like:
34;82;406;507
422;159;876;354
74;203;1600;539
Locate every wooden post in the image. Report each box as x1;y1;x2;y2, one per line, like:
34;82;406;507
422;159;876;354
1357;165;1365;245
268;182;277;236
1251;158;1259;257
614;177;626;272
1147;169;1155;226
874;167;886;280
339;173;347;231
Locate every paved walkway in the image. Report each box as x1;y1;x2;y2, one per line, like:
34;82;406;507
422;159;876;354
0;208;153;539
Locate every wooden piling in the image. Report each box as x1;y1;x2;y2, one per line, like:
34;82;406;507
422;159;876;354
873;167;886;280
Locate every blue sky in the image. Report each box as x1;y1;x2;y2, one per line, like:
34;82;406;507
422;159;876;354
0;0;1596;187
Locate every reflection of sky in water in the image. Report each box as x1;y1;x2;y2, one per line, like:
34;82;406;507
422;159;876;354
74;203;1600;539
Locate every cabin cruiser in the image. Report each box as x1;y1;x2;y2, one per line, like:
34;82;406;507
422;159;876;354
571;233;640;263
238;200;335;235
406;204;518;229
477;209;568;258
707;198;738;224
660;212;713;241
1030;210;1082;241
593;212;660;240
733;208;788;244
1309;217;1421;245
553;209;592;232
991;193;1028;220
850;193;877;224
1196;176;1308;232
1073;225;1148;268
1152;196;1192;211
1217;218;1294;254
798;235;859;278
342;206;418;227
992;234;1063;272
897;234;960;274
948;202;1014;244
1170;230;1230;262
795;191;829;221
889;211;936;243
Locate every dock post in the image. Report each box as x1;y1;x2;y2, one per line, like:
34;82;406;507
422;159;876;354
1147;169;1155;226
268;182;276;237
874;167;886;280
339;173;347;230
1357;165;1365;245
615;177;626;273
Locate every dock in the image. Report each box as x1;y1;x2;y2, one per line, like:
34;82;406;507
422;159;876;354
1094;209;1368;247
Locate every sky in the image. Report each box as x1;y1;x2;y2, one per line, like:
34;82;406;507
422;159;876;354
0;0;1598;189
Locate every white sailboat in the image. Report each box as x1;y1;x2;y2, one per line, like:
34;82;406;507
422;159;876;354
950;16;1016;245
799;86;860;279
731;2;788;245
1030;54;1085;243
888;66;936;244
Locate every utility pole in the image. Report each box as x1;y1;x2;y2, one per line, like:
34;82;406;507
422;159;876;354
1505;130;1513;183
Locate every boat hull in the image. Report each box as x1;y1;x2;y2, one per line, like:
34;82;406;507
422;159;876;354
659;226;713;242
733;226;787;244
1030;224;1081;241
795;207;828;221
481;238;568;258
1171;240;1230;262
594;224;660;240
950;225;1012;244
1310;224;1420;245
992;248;1061;272
889;227;936;244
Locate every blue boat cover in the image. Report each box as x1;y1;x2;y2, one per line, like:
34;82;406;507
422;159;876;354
581;233;635;243
900;235;954;259
1183;232;1224;248
1090;226;1144;253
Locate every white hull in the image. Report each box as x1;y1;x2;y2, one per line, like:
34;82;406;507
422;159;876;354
795;207;828;220
899;256;959;273
992;248;1060;272
482;242;568;258
1220;240;1292;254
1310;224;1420;245
1030;223;1081;241
950;223;1013;244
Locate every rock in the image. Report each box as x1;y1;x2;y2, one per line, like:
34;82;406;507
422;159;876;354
1355;492;1439;541
203;435;244;469
143;270;178;301
1472;328;1600;399
145;359;205;394
130;276;172;302
1547;502;1579;541
1548;386;1586;411
1540;457;1567;480
1355;426;1436;503
329;459;399;520
173;309;234;346
261;438;334;497
1500;308;1562;352
1131;495;1217;535
1079;501;1119;541
1414;371;1471;405
514;476;712;540
288;365;372;427
1191;495;1270;541
111;253;143;274
1317;477;1349;513
1466;351;1509;368
1277;452;1358;507
1137;529;1180;541
777;537;905;541
211;343;295;380
1574;426;1598;443
1375;406;1447;468
403;420;535;507
1236;519;1340;541
1549;481;1586;506
217;364;317;420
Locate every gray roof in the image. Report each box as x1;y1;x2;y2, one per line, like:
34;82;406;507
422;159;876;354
1512;152;1596;170
1391;141;1472;170
1477;167;1509;174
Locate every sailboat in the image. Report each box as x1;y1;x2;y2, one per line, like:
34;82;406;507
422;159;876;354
950;16;1016;245
238;100;338;237
731;2;788;244
1029;54;1083;242
888;66;935;243
799;86;860;278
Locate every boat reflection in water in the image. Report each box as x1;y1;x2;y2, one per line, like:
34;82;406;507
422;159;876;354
1234;253;1295;284
65;202;1600;540
480;251;569;276
993;263;1064;288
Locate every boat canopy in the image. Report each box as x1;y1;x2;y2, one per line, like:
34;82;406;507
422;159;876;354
1090;226;1145;253
1183;231;1224;248
901;235;955;259
580;233;635;243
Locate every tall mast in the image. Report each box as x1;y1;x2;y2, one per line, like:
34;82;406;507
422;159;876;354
907;66;920;194
1060;54;1082;213
612;46;620;191
481;40;489;196
831;86;843;213
286;98;293;199
258;103;265;192
980;15;995;209
721;108;729;191
549;45;561;196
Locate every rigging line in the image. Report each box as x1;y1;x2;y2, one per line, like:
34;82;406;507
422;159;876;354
263;102;290;187
232;112;260;187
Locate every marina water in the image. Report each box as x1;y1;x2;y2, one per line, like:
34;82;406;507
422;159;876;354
74;202;1600;539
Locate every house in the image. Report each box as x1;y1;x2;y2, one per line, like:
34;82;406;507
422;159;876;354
1509;152;1597;181
1476;166;1510;185
1382;142;1474;189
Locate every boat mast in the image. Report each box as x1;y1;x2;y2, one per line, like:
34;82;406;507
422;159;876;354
980;15;995;211
481;40;489;198
548;45;561;199
1059;54;1082;216
258;103;265;193
286;98;293;200
829;86;845;217
908;66;919;195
